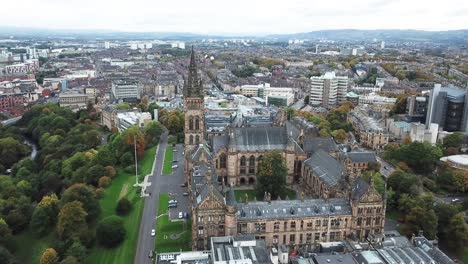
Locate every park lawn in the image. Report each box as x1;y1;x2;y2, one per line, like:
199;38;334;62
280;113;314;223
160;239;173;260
87;146;156;263
234;188;296;202
162;145;174;175
154;216;192;253
158;193;169;215
13;231;55;263
154;193;191;253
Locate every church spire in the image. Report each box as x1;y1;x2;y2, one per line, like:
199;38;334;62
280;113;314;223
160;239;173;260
184;46;203;98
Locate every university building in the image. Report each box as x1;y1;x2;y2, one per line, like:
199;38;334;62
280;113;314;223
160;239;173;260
183;48;386;251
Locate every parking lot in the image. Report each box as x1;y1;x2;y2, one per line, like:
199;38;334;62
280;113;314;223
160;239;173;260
160;144;191;221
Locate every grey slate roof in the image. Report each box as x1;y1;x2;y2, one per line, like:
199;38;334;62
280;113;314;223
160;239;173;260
229;127;289;151
213;135;229;154
236;198;352;221
304;149;345;187
351;177;370;201
192;144;212;161
303;137;337;154
344;151;377;163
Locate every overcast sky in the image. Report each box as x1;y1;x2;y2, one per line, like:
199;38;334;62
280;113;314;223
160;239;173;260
1;0;467;34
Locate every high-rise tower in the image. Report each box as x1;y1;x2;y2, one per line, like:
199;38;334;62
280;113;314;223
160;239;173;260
184;47;205;153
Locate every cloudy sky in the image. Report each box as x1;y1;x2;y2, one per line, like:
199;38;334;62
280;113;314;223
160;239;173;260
1;0;467;34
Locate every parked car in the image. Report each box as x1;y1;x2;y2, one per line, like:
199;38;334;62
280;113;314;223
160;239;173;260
178;212;183;219
173;149;178;152
180;182;187;187
151;229;155;237
183;192;189;196
183;212;190;218
172;160;178;163
168;203;177;208
149;250;154;259
451;198;461;203
168;200;178;204
172;165;178;169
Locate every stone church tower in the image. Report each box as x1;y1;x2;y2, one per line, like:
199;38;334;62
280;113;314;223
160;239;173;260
184;46;205;153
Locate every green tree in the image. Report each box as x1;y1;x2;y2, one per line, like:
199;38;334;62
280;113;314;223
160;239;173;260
446;213;468;250
404;207;438;239
61;184;100;221
83;130;101;148
388;171;422;196
255;150;288;200
65;240;87;263
57;201;88;240
0;246;14;264
0;219;12;249
442;132;464;149
116;197;132;215
435;203;459;240
332;129;348;143
40;248;59;264
144;120;164;146
96;215;126;248
30;194;60;236
95;147;117;167
397;142;442;173
0;137;30;168
391;95;408;115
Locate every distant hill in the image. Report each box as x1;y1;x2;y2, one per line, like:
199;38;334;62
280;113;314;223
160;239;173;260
268;29;468;42
0;27;466;42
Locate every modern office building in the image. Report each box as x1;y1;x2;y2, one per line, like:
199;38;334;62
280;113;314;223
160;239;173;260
110;80;141;103
310;72;348;108
425;84;468;132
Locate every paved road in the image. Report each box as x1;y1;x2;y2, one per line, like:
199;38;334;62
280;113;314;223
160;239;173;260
134;132;168;264
376;156;395;179
134;135;190;263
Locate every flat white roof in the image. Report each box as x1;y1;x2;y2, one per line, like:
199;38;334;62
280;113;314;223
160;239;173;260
441;154;468;166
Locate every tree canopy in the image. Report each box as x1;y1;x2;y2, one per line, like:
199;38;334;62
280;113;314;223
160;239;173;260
96;215;126;248
255;151;288;200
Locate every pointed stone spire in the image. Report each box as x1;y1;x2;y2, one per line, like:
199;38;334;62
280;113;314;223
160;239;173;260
184;46;203;98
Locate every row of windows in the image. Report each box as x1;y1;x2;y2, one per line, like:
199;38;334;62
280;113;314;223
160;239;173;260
197;215;224;223
356;216;382;227
238;218;350;234
188;134;201;145
188;117;201;130
357;207;382;215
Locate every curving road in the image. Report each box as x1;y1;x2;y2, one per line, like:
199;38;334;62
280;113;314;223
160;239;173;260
134;132;168;264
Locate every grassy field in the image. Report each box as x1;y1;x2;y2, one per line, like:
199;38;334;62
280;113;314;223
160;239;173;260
158;193;169;215
162;145;174;175
87;145;157;264
154;193;192;253
234;188;296;202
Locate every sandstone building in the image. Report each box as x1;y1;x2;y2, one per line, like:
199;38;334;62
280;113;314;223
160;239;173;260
183;48;386;251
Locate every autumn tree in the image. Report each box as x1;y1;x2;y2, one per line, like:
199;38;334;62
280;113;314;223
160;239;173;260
61;184;100;221
57;201;88;240
30;194;60;236
332;129;348;143
255;150;288;200
40;248;59;264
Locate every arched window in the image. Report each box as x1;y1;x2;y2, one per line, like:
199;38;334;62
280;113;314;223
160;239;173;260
195;135;200;144
220;154;227;169
189;118;194;130
257;155;263;172
195;118;200;130
189;135;193;144
240;156;246;174
249;155;255;174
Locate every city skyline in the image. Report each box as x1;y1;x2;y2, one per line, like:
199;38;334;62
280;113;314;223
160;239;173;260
1;0;467;35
